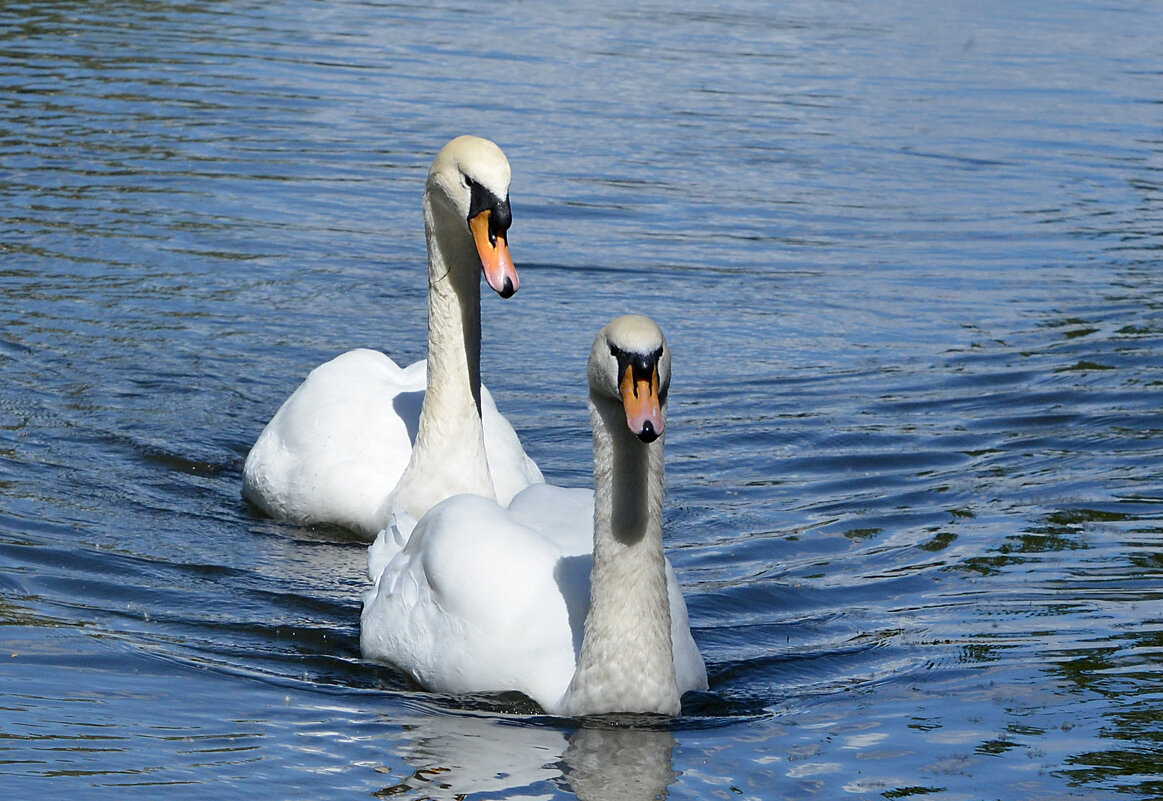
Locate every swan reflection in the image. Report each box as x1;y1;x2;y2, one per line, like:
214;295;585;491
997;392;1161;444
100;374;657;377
563;725;678;801
371;710;678;801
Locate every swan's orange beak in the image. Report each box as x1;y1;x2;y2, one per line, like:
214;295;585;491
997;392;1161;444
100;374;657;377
470;210;519;298
620;363;664;443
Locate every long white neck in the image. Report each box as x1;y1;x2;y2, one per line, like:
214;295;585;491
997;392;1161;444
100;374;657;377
561;394;678;716
387;193;495;521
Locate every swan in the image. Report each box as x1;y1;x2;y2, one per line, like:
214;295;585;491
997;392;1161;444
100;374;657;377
361;315;708;716
242;136;543;538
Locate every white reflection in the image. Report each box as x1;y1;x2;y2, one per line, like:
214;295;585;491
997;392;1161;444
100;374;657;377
377;711;563;800
563;725;679;801
372;710;679;801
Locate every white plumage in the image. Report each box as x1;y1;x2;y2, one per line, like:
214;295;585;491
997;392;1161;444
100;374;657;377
242;137;542;538
362;316;708;716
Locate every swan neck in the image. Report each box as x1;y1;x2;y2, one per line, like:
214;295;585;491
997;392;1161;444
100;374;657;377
561;394;677;715
591;394;663;548
387;194;494;521
422;196;484;417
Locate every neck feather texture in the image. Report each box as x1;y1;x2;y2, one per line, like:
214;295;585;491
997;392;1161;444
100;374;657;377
561;393;678;716
387;195;495;521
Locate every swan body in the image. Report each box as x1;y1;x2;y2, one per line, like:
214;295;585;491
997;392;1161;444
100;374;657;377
243;350;542;537
361;316;708;716
243;137;542;538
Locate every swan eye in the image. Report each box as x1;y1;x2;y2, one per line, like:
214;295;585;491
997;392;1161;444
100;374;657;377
463;175;477;189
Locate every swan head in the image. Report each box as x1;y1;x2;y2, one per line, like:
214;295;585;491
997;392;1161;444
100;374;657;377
427;135;519;298
589;315;671;443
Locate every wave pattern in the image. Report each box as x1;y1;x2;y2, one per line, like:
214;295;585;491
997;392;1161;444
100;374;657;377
1;0;1161;799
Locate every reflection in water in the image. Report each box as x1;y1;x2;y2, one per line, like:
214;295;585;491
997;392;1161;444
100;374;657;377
368;711;679;801
371;711;565;800
563;725;678;801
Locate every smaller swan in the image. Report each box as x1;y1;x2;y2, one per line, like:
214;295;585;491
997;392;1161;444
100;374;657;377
361;316;707;716
242;137;542;538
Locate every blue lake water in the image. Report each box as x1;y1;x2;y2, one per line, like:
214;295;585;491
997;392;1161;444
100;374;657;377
2;0;1162;798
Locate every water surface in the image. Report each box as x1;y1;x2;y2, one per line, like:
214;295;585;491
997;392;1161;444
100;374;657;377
2;1;1161;798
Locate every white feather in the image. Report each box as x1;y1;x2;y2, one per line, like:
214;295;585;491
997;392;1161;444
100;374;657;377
242;137;542;538
361;316;707;715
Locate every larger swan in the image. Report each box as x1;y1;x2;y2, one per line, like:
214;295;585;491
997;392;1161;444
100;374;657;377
243;137;543;538
361;315;708;716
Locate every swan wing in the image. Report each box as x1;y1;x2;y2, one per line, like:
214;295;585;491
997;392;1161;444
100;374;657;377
243;349;422;536
244;352;542;538
506;483;594;555
665;559;709;693
361;494;580;710
481;386;544;504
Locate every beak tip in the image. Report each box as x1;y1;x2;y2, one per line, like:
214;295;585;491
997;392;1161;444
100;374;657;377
636;420;661;443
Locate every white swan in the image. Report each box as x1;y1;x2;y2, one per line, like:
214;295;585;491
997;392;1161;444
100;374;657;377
361;315;708;716
242;136;543;538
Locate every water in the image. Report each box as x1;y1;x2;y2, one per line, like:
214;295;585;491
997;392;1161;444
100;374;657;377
2;0;1161;797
